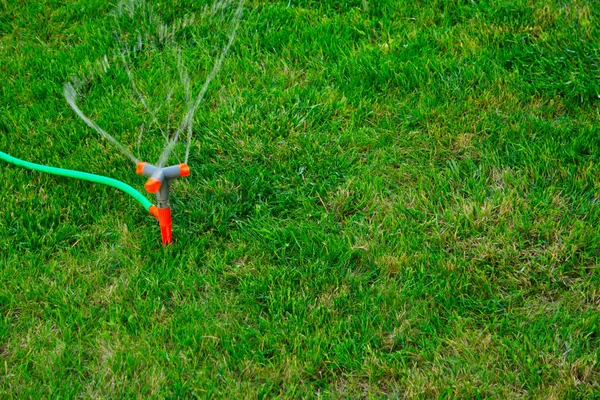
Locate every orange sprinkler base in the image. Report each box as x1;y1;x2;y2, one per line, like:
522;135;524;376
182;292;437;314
157;206;173;245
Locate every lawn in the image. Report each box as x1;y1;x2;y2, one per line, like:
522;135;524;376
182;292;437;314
1;0;599;397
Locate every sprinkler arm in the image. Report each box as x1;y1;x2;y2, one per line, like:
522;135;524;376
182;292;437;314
136;162;190;245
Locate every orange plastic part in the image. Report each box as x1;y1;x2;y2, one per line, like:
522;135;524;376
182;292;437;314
179;163;190;177
149;205;159;219
136;162;148;175
157;207;173;245
145;177;162;193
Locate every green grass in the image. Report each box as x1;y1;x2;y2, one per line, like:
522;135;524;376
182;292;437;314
1;0;599;397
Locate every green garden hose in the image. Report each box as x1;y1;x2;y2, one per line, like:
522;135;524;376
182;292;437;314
0;150;157;216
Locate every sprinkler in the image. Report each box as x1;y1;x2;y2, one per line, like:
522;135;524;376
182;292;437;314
136;162;190;245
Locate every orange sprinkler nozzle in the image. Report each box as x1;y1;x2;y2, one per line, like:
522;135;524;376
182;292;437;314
145;177;162;193
179;163;190;177
157;207;173;245
136;162;148;175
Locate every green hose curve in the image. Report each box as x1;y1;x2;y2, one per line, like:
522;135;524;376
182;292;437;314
0;150;154;213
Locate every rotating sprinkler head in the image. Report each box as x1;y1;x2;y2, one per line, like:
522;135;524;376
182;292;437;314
136;162;190;245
